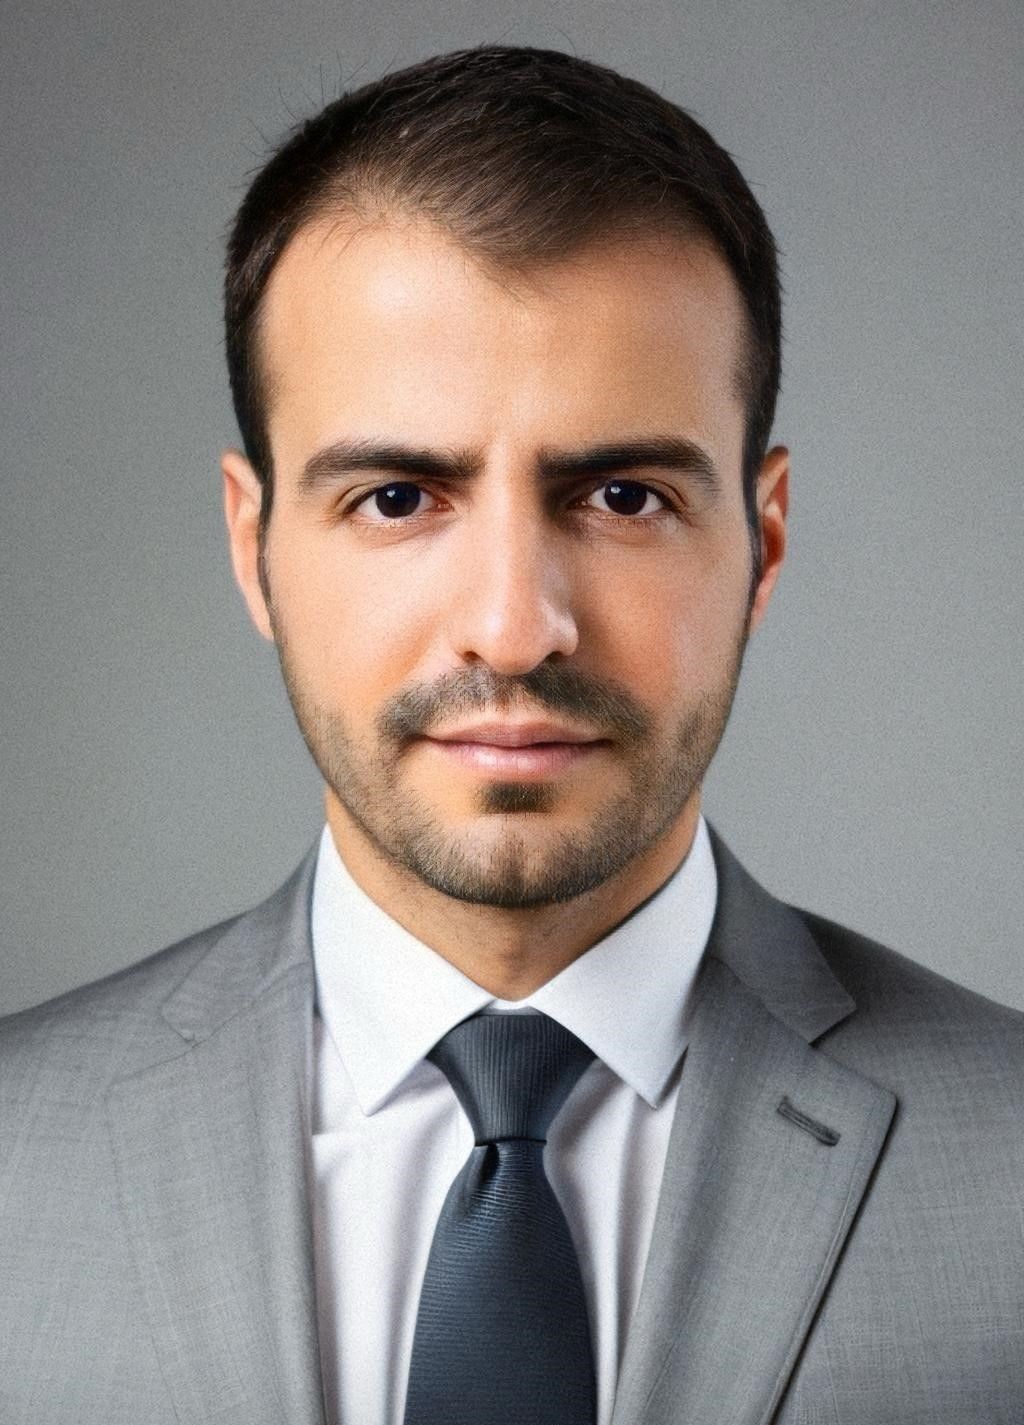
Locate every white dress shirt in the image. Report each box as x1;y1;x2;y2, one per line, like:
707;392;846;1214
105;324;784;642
310;816;717;1425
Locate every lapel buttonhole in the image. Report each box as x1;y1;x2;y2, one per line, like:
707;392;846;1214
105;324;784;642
777;1095;841;1146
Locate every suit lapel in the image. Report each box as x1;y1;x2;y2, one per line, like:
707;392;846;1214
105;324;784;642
612;832;897;1425
106;848;327;1425
102;826;896;1424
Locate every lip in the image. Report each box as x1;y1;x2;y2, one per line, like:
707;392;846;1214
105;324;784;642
421;722;608;780
427;721;602;748
422;737;604;779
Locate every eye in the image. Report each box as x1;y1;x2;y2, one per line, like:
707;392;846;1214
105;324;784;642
585;480;666;517
354;482;438;521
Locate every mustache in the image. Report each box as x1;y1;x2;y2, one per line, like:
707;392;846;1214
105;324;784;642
377;663;653;745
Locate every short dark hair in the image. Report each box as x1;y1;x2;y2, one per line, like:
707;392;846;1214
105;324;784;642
224;45;782;556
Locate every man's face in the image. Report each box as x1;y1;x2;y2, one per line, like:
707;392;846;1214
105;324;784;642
225;217;786;909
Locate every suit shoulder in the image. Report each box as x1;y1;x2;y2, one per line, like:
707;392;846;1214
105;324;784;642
800;907;1024;1070
803;908;1023;1024
0;909;243;1105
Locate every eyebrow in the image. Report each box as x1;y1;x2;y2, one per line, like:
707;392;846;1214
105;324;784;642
297;435;721;497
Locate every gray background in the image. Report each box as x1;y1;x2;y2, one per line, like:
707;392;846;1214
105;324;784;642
2;0;1021;1015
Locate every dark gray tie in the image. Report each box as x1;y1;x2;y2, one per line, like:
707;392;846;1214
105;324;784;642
403;1011;597;1425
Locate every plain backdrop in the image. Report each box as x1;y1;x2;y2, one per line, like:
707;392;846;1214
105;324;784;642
2;0;1021;1015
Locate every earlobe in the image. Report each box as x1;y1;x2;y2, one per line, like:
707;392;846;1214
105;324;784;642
221;448;274;641
747;445;789;634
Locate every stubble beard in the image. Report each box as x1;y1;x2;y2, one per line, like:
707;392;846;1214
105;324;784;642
269;620;748;911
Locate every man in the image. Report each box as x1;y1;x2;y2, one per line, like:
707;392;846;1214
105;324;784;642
1;44;1020;1424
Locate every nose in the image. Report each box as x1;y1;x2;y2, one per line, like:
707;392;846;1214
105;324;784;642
444;492;579;675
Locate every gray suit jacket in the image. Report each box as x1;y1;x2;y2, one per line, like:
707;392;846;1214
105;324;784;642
1;830;1022;1422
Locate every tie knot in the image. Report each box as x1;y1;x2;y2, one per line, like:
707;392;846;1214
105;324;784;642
428;1012;594;1144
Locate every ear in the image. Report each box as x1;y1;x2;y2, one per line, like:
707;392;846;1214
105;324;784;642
221;448;274;641
747;444;789;635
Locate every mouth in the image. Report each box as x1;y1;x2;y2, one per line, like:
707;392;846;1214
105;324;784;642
420;722;609;780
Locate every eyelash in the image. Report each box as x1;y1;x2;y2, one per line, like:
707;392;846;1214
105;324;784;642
346;480;673;524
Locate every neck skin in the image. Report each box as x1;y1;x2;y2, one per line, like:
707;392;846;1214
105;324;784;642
323;787;703;999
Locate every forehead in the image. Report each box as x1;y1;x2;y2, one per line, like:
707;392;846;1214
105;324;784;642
257;214;749;472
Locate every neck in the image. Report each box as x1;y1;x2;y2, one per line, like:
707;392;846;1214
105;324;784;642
323;790;702;999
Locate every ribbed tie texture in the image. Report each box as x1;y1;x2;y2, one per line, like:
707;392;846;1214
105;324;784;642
403;1011;597;1425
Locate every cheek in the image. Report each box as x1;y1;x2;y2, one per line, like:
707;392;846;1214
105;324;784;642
268;529;438;704
583;548;747;705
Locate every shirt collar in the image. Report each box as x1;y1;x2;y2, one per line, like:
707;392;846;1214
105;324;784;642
312;817;717;1115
